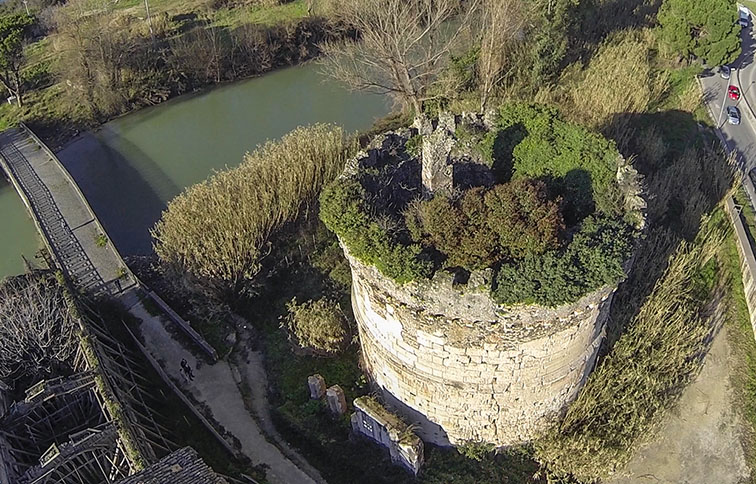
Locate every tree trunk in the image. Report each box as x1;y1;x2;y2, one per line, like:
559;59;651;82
13;70;23;107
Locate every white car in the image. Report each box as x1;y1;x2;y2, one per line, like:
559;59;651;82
728;106;741;125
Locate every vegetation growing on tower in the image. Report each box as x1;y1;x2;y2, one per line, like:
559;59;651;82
320;103;643;307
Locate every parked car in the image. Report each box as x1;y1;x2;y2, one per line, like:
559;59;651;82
721;65;731;79
739;17;749;28
728;106;741;125
729;85;741;100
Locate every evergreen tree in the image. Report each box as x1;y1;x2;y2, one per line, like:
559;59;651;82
658;0;740;66
0;13;34;107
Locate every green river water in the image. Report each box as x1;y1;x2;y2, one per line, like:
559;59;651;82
0;63;389;277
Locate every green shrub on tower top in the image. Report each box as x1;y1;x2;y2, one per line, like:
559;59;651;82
319;103;640;307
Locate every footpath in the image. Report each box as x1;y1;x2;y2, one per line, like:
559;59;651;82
607;324;749;484
131;301;325;484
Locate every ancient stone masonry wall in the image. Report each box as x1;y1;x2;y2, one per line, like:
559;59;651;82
347;249;613;446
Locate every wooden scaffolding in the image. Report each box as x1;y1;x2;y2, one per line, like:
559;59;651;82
0;298;177;484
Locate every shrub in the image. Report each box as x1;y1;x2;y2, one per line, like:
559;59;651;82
152;124;355;300
493;216;634;306
282;297;347;355
319;178;433;283
493;103;624;222
407;180;564;270
485;179;565;258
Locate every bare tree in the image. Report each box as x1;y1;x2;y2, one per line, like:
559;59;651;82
50;0;132;118
477;0;528;111
320;0;478;117
0;274;78;383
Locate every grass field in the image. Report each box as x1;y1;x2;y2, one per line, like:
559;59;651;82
113;0;308;28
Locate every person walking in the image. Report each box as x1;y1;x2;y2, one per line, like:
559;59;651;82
180;358;195;381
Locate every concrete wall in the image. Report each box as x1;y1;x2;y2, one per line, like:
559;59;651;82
347;250;614;446
727;195;756;335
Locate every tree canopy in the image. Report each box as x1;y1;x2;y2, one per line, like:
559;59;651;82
0;13;34;106
657;0;740;66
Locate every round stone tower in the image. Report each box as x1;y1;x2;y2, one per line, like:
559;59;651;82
347;248;613;446
325;111;644;447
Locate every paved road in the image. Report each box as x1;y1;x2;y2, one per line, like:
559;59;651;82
700;22;756;173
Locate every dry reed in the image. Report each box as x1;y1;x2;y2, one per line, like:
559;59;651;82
152;124;356;299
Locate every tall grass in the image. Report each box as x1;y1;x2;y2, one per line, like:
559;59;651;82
541;30;667;134
535;213;728;482
152;124;356;301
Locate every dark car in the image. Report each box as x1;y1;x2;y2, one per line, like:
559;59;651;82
728;106;741;125
721;65;731;79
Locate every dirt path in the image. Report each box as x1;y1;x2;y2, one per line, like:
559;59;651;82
132;303;323;484
606;326;750;484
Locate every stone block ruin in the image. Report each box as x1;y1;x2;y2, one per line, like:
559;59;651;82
351;397;424;475
332;112;645;448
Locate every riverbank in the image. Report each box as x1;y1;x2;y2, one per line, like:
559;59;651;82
0;0;349;150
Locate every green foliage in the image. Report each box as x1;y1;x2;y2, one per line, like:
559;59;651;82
658;0;740;66
0;13;33;73
309;226;353;291
95;233;108;247
535;216;727;480
153;124;354;300
319;178;433;283
529;0;578;84
494;103;624;221
407;180;564;270
0;13;34;102
449;47;480;93
404;134;423;157
457;441;496;462
282;297;348;355
494;216;634;306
